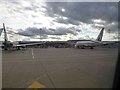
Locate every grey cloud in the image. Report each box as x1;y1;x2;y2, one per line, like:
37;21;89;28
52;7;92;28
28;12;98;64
91;24;104;29
33;22;43;25
49;28;56;31
17;27;47;36
23;2;41;11
54;17;80;25
9;1;21;5
54;27;77;35
16;27;77;37
112;35;119;40
85;35;91;39
44;2;118;35
49;37;61;39
32;34;48;39
2;1;118;40
24;7;33;11
39;35;48;39
3;27;16;35
45;2;118;24
91;21;118;35
105;22;118;34
5;0;45;17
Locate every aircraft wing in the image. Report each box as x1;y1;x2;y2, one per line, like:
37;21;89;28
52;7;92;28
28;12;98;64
101;41;118;46
92;40;118;46
14;42;45;47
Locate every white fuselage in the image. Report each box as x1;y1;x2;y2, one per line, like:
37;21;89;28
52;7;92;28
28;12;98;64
75;40;100;48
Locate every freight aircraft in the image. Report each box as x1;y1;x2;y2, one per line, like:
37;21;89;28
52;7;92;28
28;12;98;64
0;23;44;50
74;28;118;49
74;28;105;49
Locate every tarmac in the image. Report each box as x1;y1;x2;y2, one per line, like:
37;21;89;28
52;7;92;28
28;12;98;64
2;47;118;88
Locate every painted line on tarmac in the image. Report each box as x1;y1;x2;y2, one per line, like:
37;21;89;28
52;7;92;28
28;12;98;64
28;81;46;88
31;48;35;59
3;60;34;63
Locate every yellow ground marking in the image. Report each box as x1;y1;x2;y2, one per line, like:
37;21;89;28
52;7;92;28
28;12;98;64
28;81;46;88
31;48;35;59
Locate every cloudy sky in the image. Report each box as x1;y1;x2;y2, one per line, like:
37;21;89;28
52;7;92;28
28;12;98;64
0;0;119;41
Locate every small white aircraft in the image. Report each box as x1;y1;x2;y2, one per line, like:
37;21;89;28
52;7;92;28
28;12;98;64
0;23;45;50
75;28;104;49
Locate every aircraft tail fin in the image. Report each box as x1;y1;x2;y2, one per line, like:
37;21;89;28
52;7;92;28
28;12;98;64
3;23;8;41
0;28;3;36
96;28;104;41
